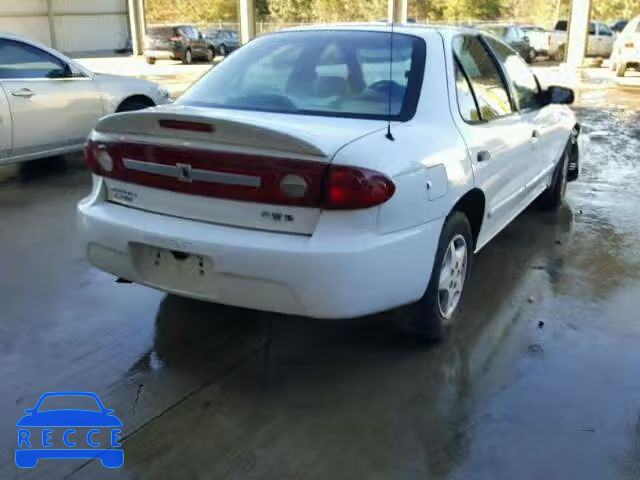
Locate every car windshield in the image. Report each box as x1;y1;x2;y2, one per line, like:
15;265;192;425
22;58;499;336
37;395;101;412
177;30;425;121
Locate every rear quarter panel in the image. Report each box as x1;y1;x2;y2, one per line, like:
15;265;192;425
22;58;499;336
331;31;473;235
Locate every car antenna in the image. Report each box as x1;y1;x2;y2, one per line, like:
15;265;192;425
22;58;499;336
385;17;395;141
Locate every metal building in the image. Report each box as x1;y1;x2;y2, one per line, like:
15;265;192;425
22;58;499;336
0;0;132;53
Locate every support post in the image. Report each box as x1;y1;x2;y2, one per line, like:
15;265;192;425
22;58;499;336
46;0;57;49
239;0;256;45
565;0;591;68
387;0;408;24
128;0;146;55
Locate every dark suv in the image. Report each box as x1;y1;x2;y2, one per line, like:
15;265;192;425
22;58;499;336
144;25;213;65
477;24;537;63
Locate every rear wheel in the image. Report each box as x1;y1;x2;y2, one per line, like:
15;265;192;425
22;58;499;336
207;47;215;62
616;61;627;77
219;44;228;56
116;97;153;112
395;212;473;342
146;56;156;65
553;44;565;62
183;48;193;65
526;48;536;63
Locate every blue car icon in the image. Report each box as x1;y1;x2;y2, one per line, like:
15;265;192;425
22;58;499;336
16;391;124;468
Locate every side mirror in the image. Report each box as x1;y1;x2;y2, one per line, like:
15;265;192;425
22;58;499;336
540;85;575;105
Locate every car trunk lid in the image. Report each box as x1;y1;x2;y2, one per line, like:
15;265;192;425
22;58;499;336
89;106;385;235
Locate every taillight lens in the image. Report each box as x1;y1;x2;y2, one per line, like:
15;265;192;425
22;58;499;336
324;166;395;209
85;139;395;210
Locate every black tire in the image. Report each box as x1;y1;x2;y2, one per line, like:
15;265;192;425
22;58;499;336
207;47;215;62
183;48;193;65
395;212;473;342
526;48;536;64
616;61;627;77
116;98;153;112
537;143;570;210
219;44;227;56
146;57;156;65
553;44;565;62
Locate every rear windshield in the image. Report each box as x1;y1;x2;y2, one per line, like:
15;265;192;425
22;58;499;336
177;30;425;121
147;26;178;37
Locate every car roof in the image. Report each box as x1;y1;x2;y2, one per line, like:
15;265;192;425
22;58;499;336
281;22;477;38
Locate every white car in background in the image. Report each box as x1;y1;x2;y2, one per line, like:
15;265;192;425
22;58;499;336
549;20;615;61
520;25;551;57
0;33;170;165
78;25;580;341
610;16;640;77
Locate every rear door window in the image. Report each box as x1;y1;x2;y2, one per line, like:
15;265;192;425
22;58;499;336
453;35;513;121
454;60;481;122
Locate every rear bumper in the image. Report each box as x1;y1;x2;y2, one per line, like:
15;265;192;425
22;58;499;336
617;51;640;65
78;198;441;319
145;49;181;60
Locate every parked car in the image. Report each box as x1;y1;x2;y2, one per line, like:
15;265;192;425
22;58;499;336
520;25;551;57
0;33;170;166
477;24;537;63
78;25;579;341
549;20;615;61
610;15;640;77
144;25;213;65
205;29;240;57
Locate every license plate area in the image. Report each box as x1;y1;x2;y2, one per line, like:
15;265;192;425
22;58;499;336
130;243;217;295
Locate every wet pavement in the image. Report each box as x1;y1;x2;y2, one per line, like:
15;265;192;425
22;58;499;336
1;76;639;480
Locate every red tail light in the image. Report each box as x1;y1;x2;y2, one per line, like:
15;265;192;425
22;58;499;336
85;140;395;210
159;119;214;132
325;166;395;209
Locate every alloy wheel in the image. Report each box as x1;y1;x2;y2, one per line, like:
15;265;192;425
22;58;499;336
437;234;468;319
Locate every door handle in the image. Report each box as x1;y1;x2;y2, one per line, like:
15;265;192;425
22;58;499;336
477;151;491;162
11;88;35;98
531;130;540;142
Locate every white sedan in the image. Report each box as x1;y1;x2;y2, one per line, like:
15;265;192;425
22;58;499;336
78;24;580;341
0;33;171;165
610;15;640;77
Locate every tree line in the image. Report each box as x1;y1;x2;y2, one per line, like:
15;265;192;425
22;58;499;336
145;0;640;26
